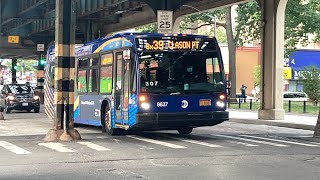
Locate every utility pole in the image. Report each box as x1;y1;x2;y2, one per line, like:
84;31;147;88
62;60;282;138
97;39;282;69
44;0;80;142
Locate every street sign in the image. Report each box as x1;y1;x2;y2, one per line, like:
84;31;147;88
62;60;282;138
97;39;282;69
37;44;45;52
8;36;20;44
157;10;173;32
283;67;292;80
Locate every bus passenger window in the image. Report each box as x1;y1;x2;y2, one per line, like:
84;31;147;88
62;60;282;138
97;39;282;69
91;57;99;66
100;66;113;94
78;70;87;93
88;69;99;93
100;53;113;94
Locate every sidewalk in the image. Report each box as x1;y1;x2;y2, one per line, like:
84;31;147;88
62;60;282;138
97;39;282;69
228;109;319;131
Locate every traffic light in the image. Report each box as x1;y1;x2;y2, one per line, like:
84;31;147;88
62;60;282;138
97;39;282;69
38;54;46;70
13;65;17;70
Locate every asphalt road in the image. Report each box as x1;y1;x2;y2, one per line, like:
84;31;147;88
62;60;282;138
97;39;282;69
0;109;320;180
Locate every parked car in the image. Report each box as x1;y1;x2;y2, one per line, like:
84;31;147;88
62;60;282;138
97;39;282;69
283;92;309;101
0;84;40;113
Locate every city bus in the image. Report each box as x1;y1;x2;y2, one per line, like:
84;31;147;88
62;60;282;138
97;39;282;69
44;33;229;135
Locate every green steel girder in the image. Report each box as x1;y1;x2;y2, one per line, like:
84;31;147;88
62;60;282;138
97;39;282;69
1;0;141;39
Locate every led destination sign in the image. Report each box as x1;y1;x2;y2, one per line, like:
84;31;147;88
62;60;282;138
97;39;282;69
145;40;200;51
138;36;217;52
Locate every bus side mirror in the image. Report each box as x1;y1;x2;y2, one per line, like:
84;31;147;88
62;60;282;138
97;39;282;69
49;74;54;88
226;80;231;96
123;49;131;60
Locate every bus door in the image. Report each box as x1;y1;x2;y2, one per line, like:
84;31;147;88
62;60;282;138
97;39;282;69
114;51;130;125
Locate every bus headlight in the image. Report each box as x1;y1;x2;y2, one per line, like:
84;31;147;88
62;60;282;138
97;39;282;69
216;101;225;108
141;102;150;110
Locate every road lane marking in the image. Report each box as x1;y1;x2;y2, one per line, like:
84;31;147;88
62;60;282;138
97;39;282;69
0;141;31;155
310;142;320;145
161;135;222;148
239;135;318;147
127;135;187;149
211;134;288;147
226;140;259;147
38;143;75;153
78;142;111;151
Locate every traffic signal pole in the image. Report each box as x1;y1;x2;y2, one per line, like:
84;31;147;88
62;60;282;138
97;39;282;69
44;0;80;142
11;58;17;84
37;52;45;103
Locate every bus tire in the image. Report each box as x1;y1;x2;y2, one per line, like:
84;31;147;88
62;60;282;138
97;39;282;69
177;128;193;135
102;107;120;136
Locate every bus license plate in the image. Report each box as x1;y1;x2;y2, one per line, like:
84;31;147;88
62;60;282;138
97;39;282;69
199;99;211;106
22;103;28;106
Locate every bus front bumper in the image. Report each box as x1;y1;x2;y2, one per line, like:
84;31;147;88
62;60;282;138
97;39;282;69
134;111;229;129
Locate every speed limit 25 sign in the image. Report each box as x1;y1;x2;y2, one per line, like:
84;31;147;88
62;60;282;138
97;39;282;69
157;10;173;31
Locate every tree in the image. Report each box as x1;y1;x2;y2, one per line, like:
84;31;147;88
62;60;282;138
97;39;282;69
236;0;320;54
253;65;261;86
300;66;320;103
135;23;157;33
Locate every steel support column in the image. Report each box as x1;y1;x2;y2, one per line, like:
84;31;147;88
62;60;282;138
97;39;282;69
45;0;81;142
258;0;288;120
0;0;2;34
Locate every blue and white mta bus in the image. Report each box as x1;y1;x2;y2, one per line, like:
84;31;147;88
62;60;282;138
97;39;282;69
44;33;229;135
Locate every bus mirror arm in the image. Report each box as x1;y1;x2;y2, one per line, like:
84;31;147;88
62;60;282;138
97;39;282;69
226;80;231;96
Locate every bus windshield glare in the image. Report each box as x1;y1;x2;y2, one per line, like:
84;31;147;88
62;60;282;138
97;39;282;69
139;51;224;94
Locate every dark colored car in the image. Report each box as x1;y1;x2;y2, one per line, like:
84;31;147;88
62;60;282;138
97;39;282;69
0;84;40;113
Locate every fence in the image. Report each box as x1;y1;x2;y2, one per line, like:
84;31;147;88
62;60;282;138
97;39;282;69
227;98;319;114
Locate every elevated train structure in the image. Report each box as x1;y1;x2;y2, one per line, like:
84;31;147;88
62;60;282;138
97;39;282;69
1;0;292;120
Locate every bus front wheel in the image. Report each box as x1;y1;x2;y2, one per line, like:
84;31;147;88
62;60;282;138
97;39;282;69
177;128;193;135
102;108;120;136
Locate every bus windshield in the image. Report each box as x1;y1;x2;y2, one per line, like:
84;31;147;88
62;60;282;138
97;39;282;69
139;51;224;94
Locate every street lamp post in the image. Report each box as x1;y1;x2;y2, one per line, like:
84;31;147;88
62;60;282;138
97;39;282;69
182;4;217;37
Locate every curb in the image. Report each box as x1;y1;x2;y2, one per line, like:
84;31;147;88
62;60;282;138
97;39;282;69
229;118;315;131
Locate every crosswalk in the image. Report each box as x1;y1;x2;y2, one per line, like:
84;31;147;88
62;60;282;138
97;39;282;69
0;134;319;155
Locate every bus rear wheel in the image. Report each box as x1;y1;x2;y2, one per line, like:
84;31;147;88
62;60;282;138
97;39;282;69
102;108;120;136
177;128;193;135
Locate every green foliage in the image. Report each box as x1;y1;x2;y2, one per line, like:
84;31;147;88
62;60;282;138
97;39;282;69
5;59;37;72
180;9;226;32
215;28;227;43
235;1;261;46
300;66;320;102
253;65;261;86
135;23;157;33
235;0;320;53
